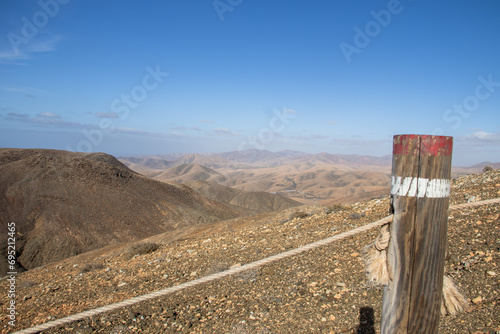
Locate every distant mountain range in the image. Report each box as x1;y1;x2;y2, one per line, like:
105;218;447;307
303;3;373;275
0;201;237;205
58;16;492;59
120;149;393;169
120;150;395;205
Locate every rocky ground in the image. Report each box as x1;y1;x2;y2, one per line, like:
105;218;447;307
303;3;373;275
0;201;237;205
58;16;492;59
1;169;499;333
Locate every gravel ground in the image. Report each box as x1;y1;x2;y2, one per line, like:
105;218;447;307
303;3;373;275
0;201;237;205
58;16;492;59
1;169;499;333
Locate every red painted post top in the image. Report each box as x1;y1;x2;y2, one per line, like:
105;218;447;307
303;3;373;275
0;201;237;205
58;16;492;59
393;134;453;157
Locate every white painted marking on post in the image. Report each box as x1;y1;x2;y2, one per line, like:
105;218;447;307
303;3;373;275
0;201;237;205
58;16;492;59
391;176;450;198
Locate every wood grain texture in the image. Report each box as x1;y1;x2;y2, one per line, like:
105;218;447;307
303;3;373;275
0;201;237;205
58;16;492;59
381;135;453;334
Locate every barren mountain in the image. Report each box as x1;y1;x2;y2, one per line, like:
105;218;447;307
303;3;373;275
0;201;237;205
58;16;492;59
131;152;393;205
213;149;308;165
0;148;242;274
218;163;391;205
187;180;301;215
166;154;231;169
119;156;174;174
152;163;228;183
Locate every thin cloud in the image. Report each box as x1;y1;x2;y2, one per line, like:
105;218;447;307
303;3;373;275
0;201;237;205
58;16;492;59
37;112;60;119
459;131;500;145
212;127;237;136
2;113;94;129
0;35;63;64
6;112;30;118
289;133;330;141
114;127;188;139
114;127;149;135
0;84;51;96
469;131;500;142
94;112;119;119
200;119;215;124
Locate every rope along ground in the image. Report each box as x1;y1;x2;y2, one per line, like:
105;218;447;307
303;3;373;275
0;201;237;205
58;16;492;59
13;198;500;334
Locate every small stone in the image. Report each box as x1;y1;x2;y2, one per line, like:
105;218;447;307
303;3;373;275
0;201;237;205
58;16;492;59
262;268;275;275
472;296;482;304
336;283;346;287
309;282;319;287
230;263;242;269
350;252;360;257
190;271;197;277
486;271;496;276
117;282;126;287
334;294;342;299
321;317;327;322
329;315;336;321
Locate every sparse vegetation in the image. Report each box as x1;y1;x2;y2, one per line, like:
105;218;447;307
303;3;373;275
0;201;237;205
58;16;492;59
289;211;308;220
126;242;161;259
79;263;105;273
482;166;494;173
19;280;37;289
325;204;347;214
349;212;366;220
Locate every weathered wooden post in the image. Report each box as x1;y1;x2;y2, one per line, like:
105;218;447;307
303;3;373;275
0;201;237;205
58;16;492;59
381;134;453;333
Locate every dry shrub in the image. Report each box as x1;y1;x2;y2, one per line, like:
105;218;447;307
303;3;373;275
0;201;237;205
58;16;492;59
80;263;105;273
289;211;308;220
126;242;160;259
482;166;494;173
326;204;347;214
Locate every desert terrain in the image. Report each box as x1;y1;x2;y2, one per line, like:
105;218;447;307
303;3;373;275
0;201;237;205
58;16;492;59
0;151;498;332
0;149;300;274
0;148;499;333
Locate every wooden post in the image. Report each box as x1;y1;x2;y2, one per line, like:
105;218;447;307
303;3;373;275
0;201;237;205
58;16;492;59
381;134;453;333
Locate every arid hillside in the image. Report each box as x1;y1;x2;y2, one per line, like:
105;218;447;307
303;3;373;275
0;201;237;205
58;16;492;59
152;163;228;183
0;148;242;274
2;169;498;333
187;180;301;215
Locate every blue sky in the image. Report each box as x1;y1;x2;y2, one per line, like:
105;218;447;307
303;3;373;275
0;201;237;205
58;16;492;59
0;0;499;166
